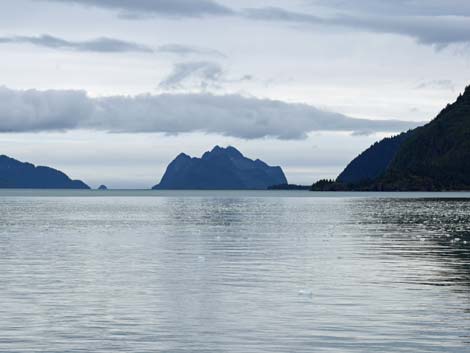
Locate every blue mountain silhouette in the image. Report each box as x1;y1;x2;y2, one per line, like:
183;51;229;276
153;146;287;190
0;155;90;189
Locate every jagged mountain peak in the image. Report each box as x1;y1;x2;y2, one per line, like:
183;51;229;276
153;146;287;190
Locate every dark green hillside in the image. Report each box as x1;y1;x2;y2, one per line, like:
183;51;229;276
377;87;470;190
312;85;470;191
337;131;412;184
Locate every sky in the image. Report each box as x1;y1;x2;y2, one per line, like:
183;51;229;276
0;0;469;188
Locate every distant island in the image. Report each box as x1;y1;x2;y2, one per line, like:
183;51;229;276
0;155;90;189
98;185;108;190
153;146;287;190
312;86;470;191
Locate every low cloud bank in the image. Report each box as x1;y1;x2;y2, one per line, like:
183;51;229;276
0;86;420;139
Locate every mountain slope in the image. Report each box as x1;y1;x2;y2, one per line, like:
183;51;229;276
337;130;413;184
153;146;287;190
323;86;470;191
377;87;470;190
0;155;90;189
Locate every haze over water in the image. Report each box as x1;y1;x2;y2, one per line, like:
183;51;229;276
1;191;469;352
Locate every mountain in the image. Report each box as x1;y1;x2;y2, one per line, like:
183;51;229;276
98;185;108;190
153;146;287;190
319;85;470;191
337;131;413;184
378;87;470;190
0;155;90;189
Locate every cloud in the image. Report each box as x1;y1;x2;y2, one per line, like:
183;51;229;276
158;61;253;91
0;86;420;139
0;87;93;132
41;0;234;18
0;34;153;53
158;61;224;90
415;80;456;91
157;44;226;58
0;35;227;57
37;1;470;48
310;0;470;17
242;7;470;48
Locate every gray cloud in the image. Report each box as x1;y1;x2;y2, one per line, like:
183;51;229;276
41;0;233;18
159;61;224;90
157;44;226;58
0;34;153;53
159;61;253;91
0;86;420;139
0;87;93;132
415;80;456;91
0;34;227;57
37;1;470;48
243;7;470;48
310;0;470;17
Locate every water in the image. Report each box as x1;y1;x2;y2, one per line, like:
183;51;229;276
1;190;470;352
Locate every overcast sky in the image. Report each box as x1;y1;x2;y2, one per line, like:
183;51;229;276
0;0;468;188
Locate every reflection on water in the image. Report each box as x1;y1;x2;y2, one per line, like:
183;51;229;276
350;198;470;288
0;194;469;352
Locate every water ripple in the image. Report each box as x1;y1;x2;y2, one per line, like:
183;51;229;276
0;194;469;352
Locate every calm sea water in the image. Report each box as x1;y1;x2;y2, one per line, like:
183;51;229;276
1;190;469;352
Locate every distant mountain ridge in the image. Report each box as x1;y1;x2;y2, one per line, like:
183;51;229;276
314;85;470;191
153;146;287;190
0;155;90;189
